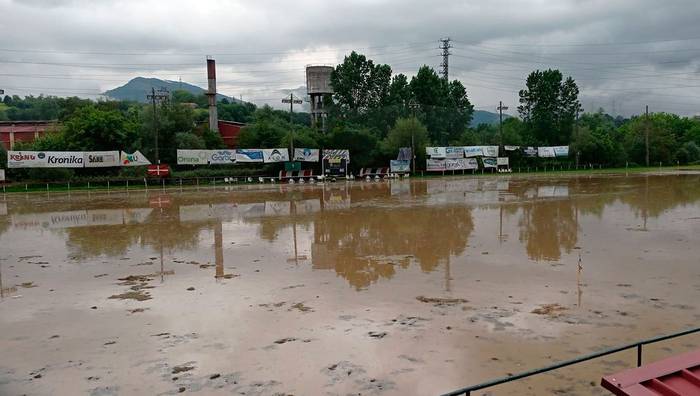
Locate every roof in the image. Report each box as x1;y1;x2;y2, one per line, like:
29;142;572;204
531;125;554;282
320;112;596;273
601;348;700;395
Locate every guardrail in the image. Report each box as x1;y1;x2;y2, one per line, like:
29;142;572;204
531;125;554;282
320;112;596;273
442;326;700;396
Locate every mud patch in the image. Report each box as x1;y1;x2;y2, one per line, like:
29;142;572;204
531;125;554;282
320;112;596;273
289;302;313;312
416;296;468;306
108;291;151;301
532;303;568;317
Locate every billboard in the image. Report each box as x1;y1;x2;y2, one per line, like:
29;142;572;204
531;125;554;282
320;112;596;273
504;145;520;151
293;148;320;162
445;158;471;170
425;147;446;158
235;149;264;163
553;146;570;157
445;146;464;159
537;147;556;158
262;148;290;163
426;158;446;171
323;149;350;161
463;146;484;157
84;151;120;168
0;169;4;182
497;157;510;166
524;147;538;157
483;157;498;168
7;151;46;168
208;150;236;164
121;150;151;166
482;146;499;157
7;151;84;168
390;159;410;173
177;149;210;165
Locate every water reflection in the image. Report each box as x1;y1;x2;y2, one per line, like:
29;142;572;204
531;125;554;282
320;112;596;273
1;174;700;290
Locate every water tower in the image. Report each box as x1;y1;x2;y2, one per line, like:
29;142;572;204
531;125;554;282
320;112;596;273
305;65;333;131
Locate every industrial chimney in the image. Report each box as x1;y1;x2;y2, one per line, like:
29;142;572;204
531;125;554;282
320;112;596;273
206;57;219;133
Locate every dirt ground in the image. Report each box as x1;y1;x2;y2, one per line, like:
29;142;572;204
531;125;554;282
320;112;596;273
1;172;699;395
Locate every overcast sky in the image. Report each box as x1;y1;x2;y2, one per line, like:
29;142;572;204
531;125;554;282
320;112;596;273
1;0;700;117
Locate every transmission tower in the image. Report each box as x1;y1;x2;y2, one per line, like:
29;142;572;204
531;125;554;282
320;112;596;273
439;37;452;80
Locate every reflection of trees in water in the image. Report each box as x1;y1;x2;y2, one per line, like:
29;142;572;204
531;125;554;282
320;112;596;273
618;175;700;219
311;206;474;289
517;200;578;261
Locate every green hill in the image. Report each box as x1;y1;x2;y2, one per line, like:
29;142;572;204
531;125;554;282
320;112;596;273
470;110;511;127
104;77;235;103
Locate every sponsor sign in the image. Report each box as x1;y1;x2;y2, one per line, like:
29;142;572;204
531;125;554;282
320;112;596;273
84;151;120;168
235;149;264;163
45;152;84;168
483;157;498;168
8;151;84;168
390;160;410;173
425;147;446;158
121;150;151;166
177;149;210;165
482;146;499;157
397;147;412;161
8;151;42;168
293;148;320;162
504;145;520;151
497;157;510;166
537;147;556;158
263;148;290;163
445;158;468;170
322;149;350;161
463;146;484;157
445;146;464;159
553;146;570;157
0;169;5;182
524;146;538;157
208;150;236;164
426;158;446;171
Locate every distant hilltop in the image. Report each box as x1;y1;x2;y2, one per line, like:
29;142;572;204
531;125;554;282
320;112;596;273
471;110;511;127
104;77;237;103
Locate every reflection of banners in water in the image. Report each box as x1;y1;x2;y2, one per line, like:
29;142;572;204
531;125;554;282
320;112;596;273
397;147;412;161
121;150;151;166
504;145;520;151
84;151;120;168
553;146;569;157
524;147;538;157
238;202;265;218
482;146;499;157
324;195;351;209
483;157;498;168
86;209;125;226
265;201;291;216
463;146;484;157
425;146;446;158
0;202;6;216
537;185;569;198
537;147;556;158
11;208;152;229
445;146;464;159
179;204;238;222
123;208;153;224
390;160;410;173
235;149;264;162
322;149;350;162
293;148;320;162
294;199;321;214
390;181;410;196
208;150;236;164
497;180;510;190
426;158;446;171
497;157;509;166
263;148;290;163
177;149;210;165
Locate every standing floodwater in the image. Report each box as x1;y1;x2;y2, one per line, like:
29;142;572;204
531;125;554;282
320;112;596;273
1;173;699;395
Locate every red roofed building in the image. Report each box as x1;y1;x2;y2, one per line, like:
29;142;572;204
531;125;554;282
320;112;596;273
217;120;245;149
0;120;60;150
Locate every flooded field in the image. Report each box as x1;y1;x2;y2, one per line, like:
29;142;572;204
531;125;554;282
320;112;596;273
1;172;699;396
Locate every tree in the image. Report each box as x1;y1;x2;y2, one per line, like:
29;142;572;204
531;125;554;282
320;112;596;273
621;113;678;166
61;106;138;151
330;51;392;121
322;124;379;171
237;105;289;148
381;117;429;167
518;69;581;145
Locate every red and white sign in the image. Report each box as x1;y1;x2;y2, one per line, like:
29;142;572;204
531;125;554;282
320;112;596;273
147;164;170;177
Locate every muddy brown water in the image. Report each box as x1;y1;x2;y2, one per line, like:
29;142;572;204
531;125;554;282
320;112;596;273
1;173;699;395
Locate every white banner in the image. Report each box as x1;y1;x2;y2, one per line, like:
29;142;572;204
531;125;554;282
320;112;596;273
497;157;510;166
463;146;484;157
482;146;499;157
504;145;520;151
236;149;264;163
390;160;410;173
46;152;84;168
537;147;556;158
263;148;290;163
120;150;151;166
426;147;447;158
177;149;210;165
445;158;467;170
208;150;236;164
8;151;84;168
553;146;570;157
293;148;320;162
483;157;498;168
0;169;5;182
445;146;464;159
84;151;120;168
426;158;446;171
7;151;45;168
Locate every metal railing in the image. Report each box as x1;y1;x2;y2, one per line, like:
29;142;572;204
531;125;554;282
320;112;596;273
441;326;700;396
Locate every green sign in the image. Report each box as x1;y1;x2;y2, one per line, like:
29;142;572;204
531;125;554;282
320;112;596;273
285;161;301;171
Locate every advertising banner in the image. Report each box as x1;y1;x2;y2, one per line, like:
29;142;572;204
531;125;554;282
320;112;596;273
445;146;464;159
322;149;350;161
524;147;538;157
293;148;320;162
553;146;570;157
537;147;556;158
425;147;447;158
235;149;264;163
177;150;210;165
262;148;290;163
497;157;510;166
121;150;151;166
426;158;446;171
445;158;468;170
504;145;520;151
482;146;499;157
463;146;484;157
397;147;412;161
483;157;498;168
390;160;410;173
208;150;236;164
84;151;120;168
44;152;84;168
0;169;5;182
7;151;44;168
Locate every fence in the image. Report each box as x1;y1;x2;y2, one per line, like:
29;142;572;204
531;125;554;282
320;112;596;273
441;326;700;396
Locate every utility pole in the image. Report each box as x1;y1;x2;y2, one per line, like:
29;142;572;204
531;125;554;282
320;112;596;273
147;87;169;164
575;106;582;168
409;99;420;174
645;105;650;167
282;93;303;156
497;101;509;147
439;37;452;80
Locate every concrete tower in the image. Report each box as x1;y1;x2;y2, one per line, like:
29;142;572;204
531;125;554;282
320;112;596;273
305;65;333;131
